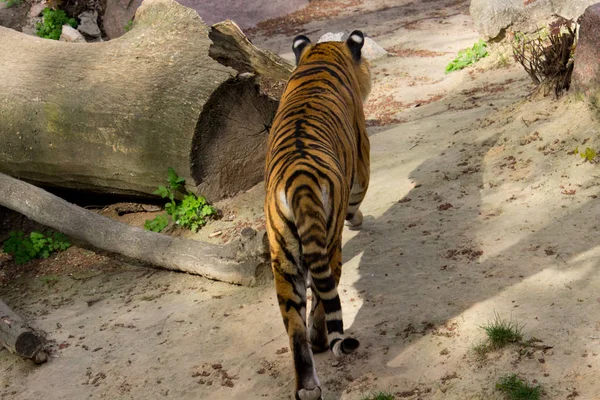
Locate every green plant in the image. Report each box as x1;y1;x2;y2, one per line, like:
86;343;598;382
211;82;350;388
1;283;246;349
2;231;71;265
36;7;77;40
496;374;541;400
0;0;23;8
170;193;217;232
144;214;169;232
445;39;488;73
124;19;133;32
361;390;395;400
145;168;218;233
574;146;597;162
481;312;524;349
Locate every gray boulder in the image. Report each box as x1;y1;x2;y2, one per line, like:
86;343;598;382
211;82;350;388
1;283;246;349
572;4;600;100
470;0;599;40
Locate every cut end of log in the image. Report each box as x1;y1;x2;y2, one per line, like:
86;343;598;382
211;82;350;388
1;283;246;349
190;74;278;200
15;331;45;361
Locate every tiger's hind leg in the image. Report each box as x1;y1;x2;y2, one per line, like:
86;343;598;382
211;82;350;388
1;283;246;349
273;272;322;400
308;281;328;354
268;223;322;400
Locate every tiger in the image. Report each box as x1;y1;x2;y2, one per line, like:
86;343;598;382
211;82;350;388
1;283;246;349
264;30;371;400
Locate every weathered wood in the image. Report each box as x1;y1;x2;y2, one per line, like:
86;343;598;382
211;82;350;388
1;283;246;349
0;299;47;364
0;0;278;202
209;19;293;83
0;173;268;286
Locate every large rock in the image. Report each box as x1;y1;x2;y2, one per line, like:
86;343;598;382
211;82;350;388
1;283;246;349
572;4;600;101
470;0;599;40
103;0;308;39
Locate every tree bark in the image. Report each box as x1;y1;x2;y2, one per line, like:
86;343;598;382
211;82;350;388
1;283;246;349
0;173;269;286
0;0;278;202
0;299;48;364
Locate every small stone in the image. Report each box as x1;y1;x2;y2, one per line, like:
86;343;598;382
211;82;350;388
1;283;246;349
240;227;256;240
60;25;86;43
77;11;101;38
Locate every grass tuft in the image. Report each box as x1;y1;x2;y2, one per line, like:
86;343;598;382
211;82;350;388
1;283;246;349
496;374;541;400
481;312;523;349
361;390;395;400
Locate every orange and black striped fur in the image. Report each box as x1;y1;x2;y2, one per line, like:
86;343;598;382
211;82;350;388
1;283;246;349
264;31;371;399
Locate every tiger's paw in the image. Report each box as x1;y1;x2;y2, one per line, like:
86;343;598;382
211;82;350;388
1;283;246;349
345;210;363;230
296;386;322;400
331;337;360;357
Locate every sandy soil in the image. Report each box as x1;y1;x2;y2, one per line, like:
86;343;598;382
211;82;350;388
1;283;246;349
2;0;600;399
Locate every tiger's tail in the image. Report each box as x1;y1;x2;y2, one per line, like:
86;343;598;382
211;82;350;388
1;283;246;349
292;188;359;357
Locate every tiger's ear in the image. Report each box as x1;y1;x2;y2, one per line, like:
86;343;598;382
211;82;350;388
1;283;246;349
292;35;311;65
346;30;365;62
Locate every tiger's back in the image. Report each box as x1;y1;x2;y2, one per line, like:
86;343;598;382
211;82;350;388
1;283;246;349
264;31;371;400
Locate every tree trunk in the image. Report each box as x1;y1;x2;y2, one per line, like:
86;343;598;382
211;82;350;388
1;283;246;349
0;0;278;202
0;173;270;286
0;299;48;364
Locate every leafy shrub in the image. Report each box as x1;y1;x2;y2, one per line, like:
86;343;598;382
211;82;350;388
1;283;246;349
124;20;133;32
2;231;71;265
145;168;218;233
445;39;488;73
36;7;77;40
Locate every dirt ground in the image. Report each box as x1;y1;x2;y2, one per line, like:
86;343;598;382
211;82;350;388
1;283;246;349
2;0;600;399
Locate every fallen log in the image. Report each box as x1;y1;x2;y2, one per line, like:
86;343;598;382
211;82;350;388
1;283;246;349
0;299;47;364
0;173;269;286
0;0;279;202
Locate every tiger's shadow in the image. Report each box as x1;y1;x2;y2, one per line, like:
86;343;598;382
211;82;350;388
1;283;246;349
330;128;600;393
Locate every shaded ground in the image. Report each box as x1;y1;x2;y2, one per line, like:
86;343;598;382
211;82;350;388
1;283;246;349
2;1;600;399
